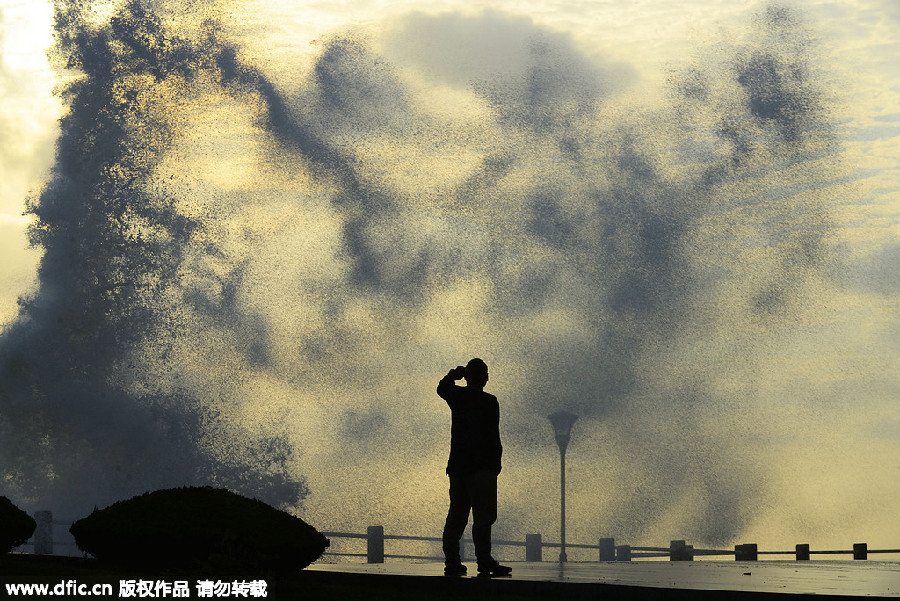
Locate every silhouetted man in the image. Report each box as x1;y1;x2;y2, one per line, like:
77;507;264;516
438;358;512;578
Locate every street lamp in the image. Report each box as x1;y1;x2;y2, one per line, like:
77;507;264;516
547;410;578;563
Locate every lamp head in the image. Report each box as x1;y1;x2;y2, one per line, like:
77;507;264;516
547;410;579;453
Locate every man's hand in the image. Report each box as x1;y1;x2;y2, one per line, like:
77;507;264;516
448;366;466;380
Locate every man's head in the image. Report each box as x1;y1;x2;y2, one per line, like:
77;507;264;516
464;358;489;389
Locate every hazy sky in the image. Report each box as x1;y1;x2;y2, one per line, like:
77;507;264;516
3;0;897;317
0;0;898;556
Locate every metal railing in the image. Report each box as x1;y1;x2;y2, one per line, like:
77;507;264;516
322;527;900;564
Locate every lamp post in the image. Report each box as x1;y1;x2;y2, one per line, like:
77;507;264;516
547;410;578;563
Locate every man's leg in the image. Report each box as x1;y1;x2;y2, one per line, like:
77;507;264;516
470;470;512;577
468;470;498;569
442;475;471;572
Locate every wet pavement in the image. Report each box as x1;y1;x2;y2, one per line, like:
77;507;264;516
307;560;900;597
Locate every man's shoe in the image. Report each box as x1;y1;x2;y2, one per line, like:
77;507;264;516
444;563;467;577
477;561;512;578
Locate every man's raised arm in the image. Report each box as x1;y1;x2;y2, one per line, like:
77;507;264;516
437;365;466;406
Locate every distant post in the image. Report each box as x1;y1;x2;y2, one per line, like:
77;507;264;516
616;545;632;561
366;525;384;563
598;537;616;562
33;511;53;555
853;543;867;560
526;533;542;562
796;544;810;561
735;543;758;561
670;540;693;561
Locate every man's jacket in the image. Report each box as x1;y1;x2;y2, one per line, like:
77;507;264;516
438;375;502;476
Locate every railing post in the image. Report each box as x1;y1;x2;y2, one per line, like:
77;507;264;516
525;533;542;562
366;525;384;563
598;538;615;561
33;511;53;555
735;543;758;561
853;543;867;560
796;544;810;561
670;540;693;561
616;545;632;561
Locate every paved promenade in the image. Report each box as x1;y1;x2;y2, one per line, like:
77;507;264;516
307;560;900;598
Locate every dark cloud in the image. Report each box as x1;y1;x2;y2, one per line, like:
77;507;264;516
383;10;634;132
838;242;900;295
870;418;900;441
305;37;414;136
0;0;306;517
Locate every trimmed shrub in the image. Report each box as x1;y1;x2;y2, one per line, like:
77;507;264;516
0;496;36;554
69;487;328;574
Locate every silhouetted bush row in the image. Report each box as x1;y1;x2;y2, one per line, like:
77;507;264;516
0;496;36;554
68;487;328;575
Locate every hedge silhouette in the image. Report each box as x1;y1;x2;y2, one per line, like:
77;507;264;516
69;487;328;574
0;496;36;554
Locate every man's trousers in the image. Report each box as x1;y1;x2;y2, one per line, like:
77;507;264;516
441;469;497;567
